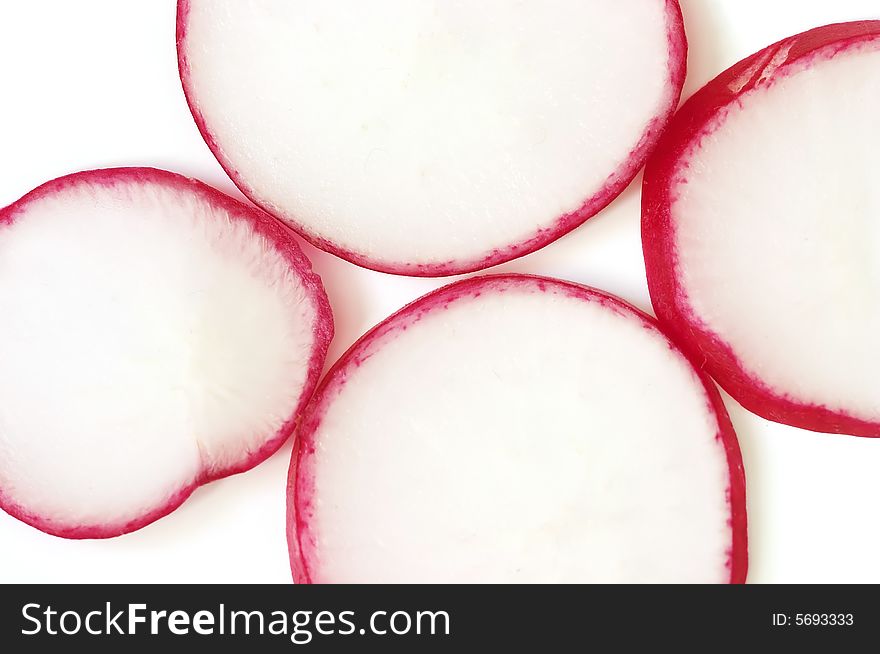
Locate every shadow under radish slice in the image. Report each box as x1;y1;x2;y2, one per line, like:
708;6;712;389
0;168;333;538
177;0;687;276
288;275;746;583
642;22;880;437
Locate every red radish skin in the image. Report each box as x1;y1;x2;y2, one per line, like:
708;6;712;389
0;168;333;539
177;1;688;277
642;22;880;437
288;275;747;583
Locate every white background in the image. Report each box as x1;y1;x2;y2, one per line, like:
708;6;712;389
1;0;879;583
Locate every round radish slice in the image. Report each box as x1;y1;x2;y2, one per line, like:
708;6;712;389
642;22;880;437
0;168;333;538
177;0;687;276
288;275;746;583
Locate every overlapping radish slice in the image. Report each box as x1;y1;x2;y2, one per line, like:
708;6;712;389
288;275;745;583
0;168;332;538
642;22;880;436
177;0;687;276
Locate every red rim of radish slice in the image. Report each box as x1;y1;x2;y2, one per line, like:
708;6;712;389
176;1;688;277
642;21;880;437
0;167;333;538
287;274;747;583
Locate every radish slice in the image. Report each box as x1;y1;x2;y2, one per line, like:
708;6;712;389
288;275;746;583
642;22;880;437
177;0;687;276
0;168;333;538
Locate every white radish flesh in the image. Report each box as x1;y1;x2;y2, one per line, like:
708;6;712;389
642;22;880;436
178;0;687;275
289;275;746;583
0;168;332;538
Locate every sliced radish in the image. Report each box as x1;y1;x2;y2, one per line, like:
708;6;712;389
642;22;880;437
288;275;745;583
0;168;333;538
177;0;687;276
